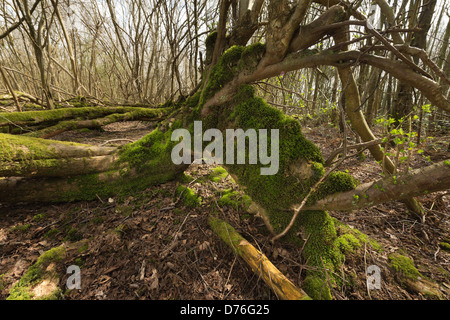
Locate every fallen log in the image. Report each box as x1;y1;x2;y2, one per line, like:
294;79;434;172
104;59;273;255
0;106;170;130
23;109;163;139
303;159;450;212
208;216;311;300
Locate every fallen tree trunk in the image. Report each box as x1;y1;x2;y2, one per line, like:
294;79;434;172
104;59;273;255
0;155;119;178
208;216;310;300
0;106;170;133
23;109;164;139
304;160;450;212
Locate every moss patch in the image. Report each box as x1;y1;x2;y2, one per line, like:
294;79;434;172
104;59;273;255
336;233;361;254
334;219;383;253
208;166;229;182
200;45;245;106
222;85;357;241
176;185;202;208
208;216;245;256
0;133;91;163
7;246;66;300
389;253;421;281
0;106;168;127
217;189;252;211
302;275;333;300
439;241;450;252
11;224;31;233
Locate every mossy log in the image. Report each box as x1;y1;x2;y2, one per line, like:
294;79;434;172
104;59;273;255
208;216;311;300
389;253;443;299
0;133;119;177
23;109;166;139
0;106;170;133
0;155;119;178
304;160;450;212
0;122;189;202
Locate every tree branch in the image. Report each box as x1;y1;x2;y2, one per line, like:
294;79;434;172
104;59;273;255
0;0;42;40
303;160;450;212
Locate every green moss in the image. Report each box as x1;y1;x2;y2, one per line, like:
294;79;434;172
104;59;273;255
299;210;343;270
389;253;421;281
208;166;229;182
239;43;266;73
44;228;60;239
11;224;31;232
217;189;252;211
336;233;361;254
185;90;202;109
0;107;169;136
302;275;333;300
176;185;202;208
118;127;177;173
190;81;360;299
0;133;90;163
7;246;65;300
309;171;358;205
334;219;383;253
64;228;83;242
43;125;186;202
178;173;195;183
200;45;245;106
62;171;117;202
223;86;333;238
33;213;46;222
208;216;245;256
440;241;450;252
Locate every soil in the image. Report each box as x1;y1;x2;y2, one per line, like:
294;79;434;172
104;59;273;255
0;121;449;300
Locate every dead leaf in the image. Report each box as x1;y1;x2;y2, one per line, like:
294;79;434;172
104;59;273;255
148;268;159;290
239;240;250;247
199;241;210;250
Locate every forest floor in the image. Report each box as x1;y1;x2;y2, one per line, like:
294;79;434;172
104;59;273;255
0;120;449;300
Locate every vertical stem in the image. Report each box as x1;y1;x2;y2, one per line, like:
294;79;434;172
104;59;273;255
0;63;21;112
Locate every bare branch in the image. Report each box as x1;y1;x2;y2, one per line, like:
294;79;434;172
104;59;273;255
304;160;450;212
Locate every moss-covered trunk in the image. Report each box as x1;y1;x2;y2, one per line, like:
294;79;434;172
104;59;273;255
0;43;365;300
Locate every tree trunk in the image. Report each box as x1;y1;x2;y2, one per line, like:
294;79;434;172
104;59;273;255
2;1;449;300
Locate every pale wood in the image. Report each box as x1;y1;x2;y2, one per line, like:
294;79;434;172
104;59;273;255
209;216;311;300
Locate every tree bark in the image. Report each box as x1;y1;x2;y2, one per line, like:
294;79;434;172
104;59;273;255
209;216;310;300
304;160;450;211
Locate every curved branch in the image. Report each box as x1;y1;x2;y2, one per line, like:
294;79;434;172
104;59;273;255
241;50;450;113
303;160;450;212
0;0;42;40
